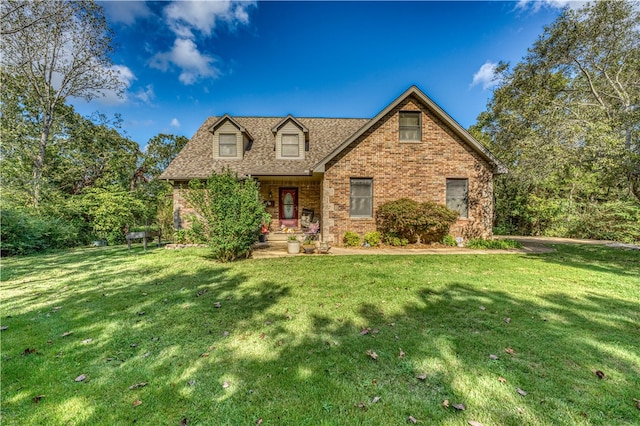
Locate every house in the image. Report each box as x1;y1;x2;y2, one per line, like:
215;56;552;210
159;85;506;245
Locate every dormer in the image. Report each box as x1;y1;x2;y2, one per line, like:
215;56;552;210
210;114;253;160
272;115;308;160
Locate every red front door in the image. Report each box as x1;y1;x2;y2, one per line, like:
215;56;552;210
279;188;298;227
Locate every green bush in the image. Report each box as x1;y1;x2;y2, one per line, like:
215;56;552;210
384;233;409;247
442;234;457;247
567;201;640;243
0;207;82;256
466;238;522;249
185;171;267;262
343;231;361;247
364;231;381;247
376;198;459;244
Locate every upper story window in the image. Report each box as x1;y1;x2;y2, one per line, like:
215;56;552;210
219;133;237;157
281;134;300;157
399;111;421;141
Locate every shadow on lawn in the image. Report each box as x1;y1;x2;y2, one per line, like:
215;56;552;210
2;246;639;425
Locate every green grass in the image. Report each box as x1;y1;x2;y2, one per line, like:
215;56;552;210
1;245;639;425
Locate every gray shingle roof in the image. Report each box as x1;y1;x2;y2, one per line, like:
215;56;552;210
159;116;369;180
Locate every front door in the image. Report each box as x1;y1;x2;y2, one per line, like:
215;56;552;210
279;188;298;227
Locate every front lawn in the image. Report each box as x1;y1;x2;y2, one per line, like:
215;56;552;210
1;245;639;425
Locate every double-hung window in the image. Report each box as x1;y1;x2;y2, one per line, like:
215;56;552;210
281;134;300;157
399;111;421;141
219;133;237;157
446;179;468;218
350;178;373;218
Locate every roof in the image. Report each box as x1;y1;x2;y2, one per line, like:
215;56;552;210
313;85;507;174
159;85;507;181
159;116;369;180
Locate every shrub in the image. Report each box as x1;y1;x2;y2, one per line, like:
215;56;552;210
384;233;408;247
567;201;640;243
0;207;82;256
377;198;459;243
343;231;361;247
185;170;267;262
364;231;381;247
442;234;457;247
466;238;522;249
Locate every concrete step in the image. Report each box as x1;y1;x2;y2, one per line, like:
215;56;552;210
268;232;305;242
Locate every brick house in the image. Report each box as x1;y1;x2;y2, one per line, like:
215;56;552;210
159;86;506;245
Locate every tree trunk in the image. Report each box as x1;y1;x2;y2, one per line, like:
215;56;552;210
33;114;52;206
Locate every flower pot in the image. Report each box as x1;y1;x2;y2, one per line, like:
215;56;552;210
287;240;300;254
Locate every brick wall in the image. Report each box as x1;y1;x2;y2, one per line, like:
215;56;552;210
322;95;495;245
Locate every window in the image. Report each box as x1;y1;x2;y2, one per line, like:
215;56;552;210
219;133;237;157
281;134;299;157
350;178;373;218
446;179;468;218
399;111;421;141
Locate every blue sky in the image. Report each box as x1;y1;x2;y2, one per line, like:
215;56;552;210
73;1;575;148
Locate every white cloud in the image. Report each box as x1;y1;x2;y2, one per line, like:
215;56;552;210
516;0;586;12
93;64;137;105
471;61;500;90
134;84;156;104
150;38;219;85
101;0;152;25
149;1;255;85
170;118;181;128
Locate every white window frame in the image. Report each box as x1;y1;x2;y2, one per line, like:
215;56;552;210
399;111;421;142
350;178;373;218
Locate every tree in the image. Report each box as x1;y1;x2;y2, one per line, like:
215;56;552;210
473;0;640;240
1;0;125;205
185;171;268;262
131;134;189;191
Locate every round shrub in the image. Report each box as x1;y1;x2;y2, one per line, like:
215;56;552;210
343;231;361;247
364;231;381;247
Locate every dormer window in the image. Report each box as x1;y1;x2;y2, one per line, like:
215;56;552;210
281;134;300;157
219;133;237;157
399;111;421;141
273;115;308;160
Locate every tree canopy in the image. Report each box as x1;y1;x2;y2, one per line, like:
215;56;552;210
472;0;640;242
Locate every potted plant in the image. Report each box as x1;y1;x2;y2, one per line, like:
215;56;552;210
287;235;300;254
302;236;316;254
259;213;272;243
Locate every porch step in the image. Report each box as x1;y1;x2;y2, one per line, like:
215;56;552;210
268;231;305;242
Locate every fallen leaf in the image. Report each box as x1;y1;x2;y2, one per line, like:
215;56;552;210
196;289;207;297
595;370;605;379
505;347;515;355
180;418;188;426
633;398;640;409
371;396;381;404
130;343;138;348
489;354;499;360
504;317;511;323
137;311;146;316
360;327;371;335
277;340;283;346
61;331;73;337
32;395;45;403
517;407;524;414
259;333;266;339
408;415;418;423
416;373;427;381
143;352;150;357
129;382;147;390
81;338;93;344
452;403;466;411
200;352;209;357
399;349;405;358
468;421;484;426
132;399;142;407
442;399;450;408
366;350;378;360
0;326;8;331
256;419;263;425
188;380;196;387
222;331;229;337
516;388;528;396
354;402;367;411
23;348;36;355
479;306;486;311
222;381;230;389
213;302;221;308
498;377;507;383
372;329;380;334
75;374;86;382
